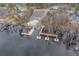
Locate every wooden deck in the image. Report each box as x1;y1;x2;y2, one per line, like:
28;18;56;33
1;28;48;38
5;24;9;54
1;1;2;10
40;33;58;37
39;25;58;38
21;27;34;36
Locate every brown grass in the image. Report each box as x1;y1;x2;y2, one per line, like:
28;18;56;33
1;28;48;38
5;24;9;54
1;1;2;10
42;11;79;34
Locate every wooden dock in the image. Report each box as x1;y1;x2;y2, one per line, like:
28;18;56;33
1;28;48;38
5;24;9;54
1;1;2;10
21;27;34;36
39;25;58;38
40;33;58;37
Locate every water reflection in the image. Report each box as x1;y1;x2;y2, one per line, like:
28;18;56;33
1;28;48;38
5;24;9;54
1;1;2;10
0;25;76;56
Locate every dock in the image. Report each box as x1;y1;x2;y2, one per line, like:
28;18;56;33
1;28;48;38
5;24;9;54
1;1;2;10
39;25;58;38
21;27;34;36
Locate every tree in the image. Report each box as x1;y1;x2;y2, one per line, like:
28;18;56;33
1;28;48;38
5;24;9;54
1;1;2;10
0;3;6;7
7;4;17;14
